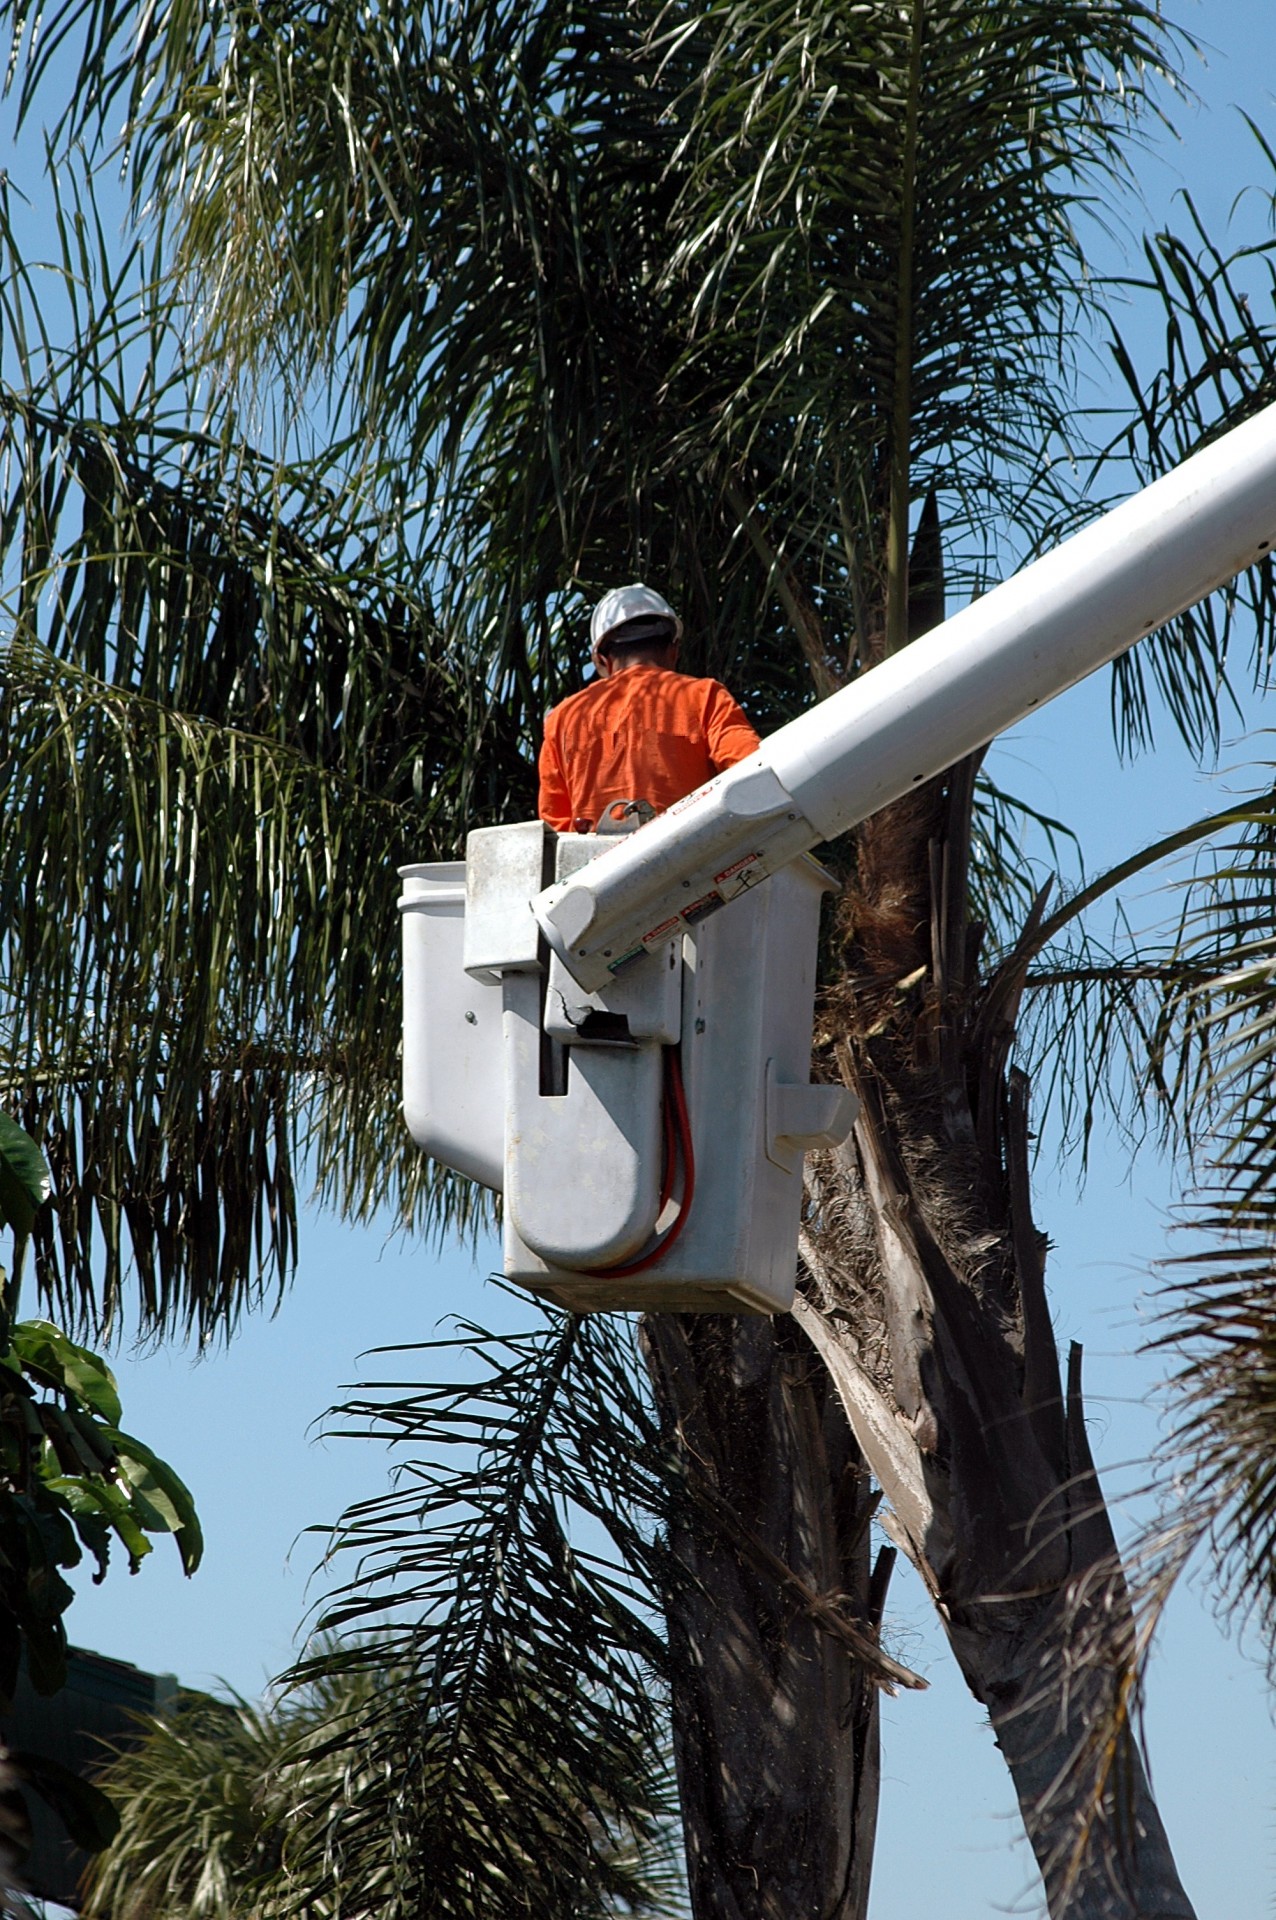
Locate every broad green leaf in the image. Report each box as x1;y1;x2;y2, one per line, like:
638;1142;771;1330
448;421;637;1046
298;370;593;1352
12;1322;123;1425
48;1478;153;1570
14;1494;82;1583
35;1403;114;1480
103;1431;203;1574
64;1504;113;1584
59;1406;119;1476
0;1111;50;1237
9;1750;120;1852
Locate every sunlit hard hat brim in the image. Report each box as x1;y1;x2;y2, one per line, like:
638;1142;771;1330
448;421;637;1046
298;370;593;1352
590;582;684;655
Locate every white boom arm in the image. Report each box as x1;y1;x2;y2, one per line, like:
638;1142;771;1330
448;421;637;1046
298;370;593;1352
536;401;1276;993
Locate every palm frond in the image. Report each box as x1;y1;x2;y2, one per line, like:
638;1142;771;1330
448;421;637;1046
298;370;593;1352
1147;1216;1276;1653
1034;770;1276;1813
1010;781;1276;1163
969;771;1083;958
286;1306;689;1918
86;1646;687;1918
2;0;1195;715
1135;792;1276;1656
0;156;530;1332
653;0;1184;650
1094;125;1276;756
83;1690;293;1919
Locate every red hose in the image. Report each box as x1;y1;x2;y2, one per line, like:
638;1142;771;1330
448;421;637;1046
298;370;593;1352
583;1045;696;1279
658;1053;677;1218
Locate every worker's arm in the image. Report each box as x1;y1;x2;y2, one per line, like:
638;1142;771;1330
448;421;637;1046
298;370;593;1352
537;721;575;832
704;682;761;771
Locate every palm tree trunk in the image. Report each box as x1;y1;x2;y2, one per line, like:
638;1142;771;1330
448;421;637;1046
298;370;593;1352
883;0;925;659
808;759;1198;1917
796;1143;1195;1920
646;759;1197;1919
641;1314;885;1920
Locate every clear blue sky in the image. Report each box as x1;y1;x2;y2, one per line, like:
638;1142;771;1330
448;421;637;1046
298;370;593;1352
7;5;1276;1916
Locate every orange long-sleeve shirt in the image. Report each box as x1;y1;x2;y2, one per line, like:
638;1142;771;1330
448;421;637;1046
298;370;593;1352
537;665;761;833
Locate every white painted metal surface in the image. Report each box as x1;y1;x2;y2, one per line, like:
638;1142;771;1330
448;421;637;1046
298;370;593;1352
399;863;504;1189
402;825;858;1311
503;969;666;1270
536;399;1276;992
543;835;682;1045
462;821;546;981
504;852;856;1313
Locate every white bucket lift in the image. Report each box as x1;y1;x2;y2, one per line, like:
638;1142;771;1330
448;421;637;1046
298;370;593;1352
401;398;1276;1316
400;824;856;1313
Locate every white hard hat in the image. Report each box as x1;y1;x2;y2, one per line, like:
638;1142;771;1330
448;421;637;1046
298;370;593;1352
590;583;683;667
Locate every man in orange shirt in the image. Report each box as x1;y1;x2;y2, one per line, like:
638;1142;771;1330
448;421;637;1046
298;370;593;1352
537;584;761;833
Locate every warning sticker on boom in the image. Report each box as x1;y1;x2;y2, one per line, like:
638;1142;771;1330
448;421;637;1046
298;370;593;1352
681;889;725;925
640;916;682;951
713;850;764;895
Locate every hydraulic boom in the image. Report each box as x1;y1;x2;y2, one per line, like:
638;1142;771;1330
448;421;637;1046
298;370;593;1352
535;400;1276;993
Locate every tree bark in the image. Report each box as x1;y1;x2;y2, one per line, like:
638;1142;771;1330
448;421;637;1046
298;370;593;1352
798;748;1197;1917
796;1244;1193;1920
641;1313;892;1920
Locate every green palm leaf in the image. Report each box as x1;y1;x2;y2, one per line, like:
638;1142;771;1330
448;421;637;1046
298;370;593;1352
0;159;524;1332
286;1309;690;1918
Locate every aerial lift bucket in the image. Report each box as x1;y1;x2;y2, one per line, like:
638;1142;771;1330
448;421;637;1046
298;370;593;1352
400;823;856;1313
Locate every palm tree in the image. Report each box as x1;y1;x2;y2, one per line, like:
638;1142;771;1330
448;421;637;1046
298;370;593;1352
4;1;1276;1914
82;1651;685;1917
83;1689;307;1920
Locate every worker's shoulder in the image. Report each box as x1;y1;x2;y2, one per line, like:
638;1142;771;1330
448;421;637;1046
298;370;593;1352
673;671;752;719
544;678;608;725
647;667;742;706
687;672;744;699
545;667;737;724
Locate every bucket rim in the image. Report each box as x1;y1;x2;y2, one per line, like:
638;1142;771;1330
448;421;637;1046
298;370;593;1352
398;860;467;910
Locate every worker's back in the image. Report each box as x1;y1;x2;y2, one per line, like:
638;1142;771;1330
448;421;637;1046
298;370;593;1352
538;663;759;833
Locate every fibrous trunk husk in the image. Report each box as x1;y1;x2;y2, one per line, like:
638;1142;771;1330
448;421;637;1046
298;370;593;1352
641;1312;890;1920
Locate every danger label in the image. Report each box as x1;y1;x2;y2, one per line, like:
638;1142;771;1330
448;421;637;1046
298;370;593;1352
713;850;763;890
640;916;682;948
